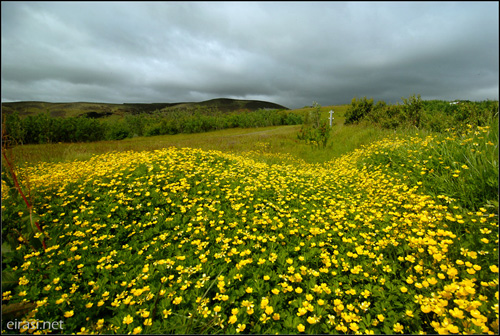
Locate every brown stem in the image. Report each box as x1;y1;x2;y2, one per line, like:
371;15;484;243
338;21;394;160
2;148;46;251
12;229;37;252
2;149;31;208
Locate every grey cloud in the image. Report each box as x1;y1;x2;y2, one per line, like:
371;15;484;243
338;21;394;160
2;2;498;108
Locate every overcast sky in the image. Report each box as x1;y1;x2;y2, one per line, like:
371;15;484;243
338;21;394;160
1;1;498;109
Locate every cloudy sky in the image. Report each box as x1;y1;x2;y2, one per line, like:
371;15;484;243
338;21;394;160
1;1;498;108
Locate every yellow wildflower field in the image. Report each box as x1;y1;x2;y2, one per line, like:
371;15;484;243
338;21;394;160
1;126;498;334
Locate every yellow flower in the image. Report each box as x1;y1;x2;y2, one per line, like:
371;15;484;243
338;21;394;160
245;287;253;293
297;324;305;332
272;313;280;321
132;326;143;334
143;318;152;326
421;305;432;313
349;323;359;332
307;316;319;324
400;286;408;293
449;307;464;319
123;314;134;325
297;307;308;316
447;324;459;333
64;310;74;318
236;324;246;332
228;315;237;324
447;267;458;278
490;265;499;273
393;323;404;333
173;296;182;305
19;276;29;286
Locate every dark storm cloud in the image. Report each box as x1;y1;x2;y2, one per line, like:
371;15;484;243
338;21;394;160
1;1;498;108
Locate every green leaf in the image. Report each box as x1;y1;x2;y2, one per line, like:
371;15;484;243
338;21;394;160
1;241;13;254
1;302;37;320
284;315;293;329
1;270;19;291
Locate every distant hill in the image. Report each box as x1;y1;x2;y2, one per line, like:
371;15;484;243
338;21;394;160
1;98;289;119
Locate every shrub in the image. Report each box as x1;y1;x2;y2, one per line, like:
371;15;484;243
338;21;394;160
344;97;374;124
297;102;330;148
401;94;423;127
106;121;132;140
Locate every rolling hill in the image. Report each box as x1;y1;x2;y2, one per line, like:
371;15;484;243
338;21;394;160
0;98;289;119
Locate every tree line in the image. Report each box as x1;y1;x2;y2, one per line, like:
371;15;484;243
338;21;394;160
2;108;303;146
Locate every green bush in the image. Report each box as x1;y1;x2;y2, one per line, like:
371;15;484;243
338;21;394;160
401;94;423;127
3;112;25;146
344;97;374;124
352;95;498;134
297;102;330;148
106;121;132;140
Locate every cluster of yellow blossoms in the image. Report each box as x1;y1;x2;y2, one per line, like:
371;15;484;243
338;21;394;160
1;129;498;334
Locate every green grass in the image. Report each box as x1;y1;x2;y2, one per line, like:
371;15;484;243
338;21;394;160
358;120;499;212
8;104;391;167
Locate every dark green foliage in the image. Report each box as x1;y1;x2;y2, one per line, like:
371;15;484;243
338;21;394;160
106;121;132;140
124;114;147;137
346;94;498;133
4;112;107;144
138;108;302;136
344;97;374;124
3;107;303;144
3;112;25;147
365;94;423;129
401;94;423;127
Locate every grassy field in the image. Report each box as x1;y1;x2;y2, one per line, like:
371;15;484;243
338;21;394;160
7;105;393;166
1;104;498;334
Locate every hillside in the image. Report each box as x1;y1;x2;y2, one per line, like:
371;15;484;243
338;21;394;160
0;98;289;119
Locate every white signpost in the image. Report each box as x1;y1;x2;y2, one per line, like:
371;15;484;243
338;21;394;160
329;110;334;127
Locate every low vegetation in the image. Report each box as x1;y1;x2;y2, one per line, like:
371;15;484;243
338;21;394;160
1;96;498;334
3;107;302;145
345;94;498;132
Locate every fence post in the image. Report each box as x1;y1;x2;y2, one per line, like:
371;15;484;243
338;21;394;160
329;110;334;127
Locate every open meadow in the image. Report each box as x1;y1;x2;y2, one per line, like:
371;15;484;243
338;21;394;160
1;103;498;334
